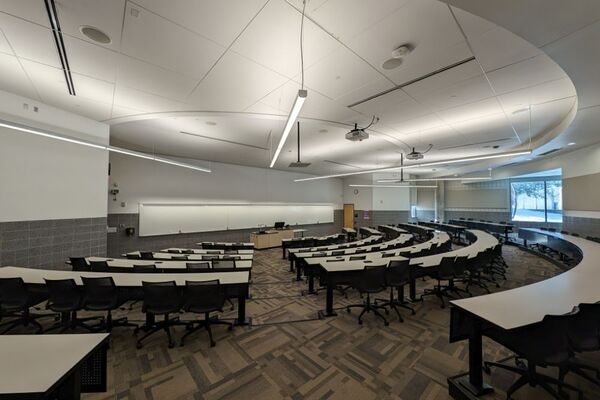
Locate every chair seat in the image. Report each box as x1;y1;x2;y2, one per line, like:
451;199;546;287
186;305;223;314
145;305;181;315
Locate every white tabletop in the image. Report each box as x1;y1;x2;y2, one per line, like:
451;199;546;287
124;251;253;261
161;248;254;255
0;266;250;286
87;256;252;270
410;230;497;268
0;333;109;395
288;234;382;255
311;232;453;269
360;227;382;234
293;229;308;233
343;227;356;233
451;229;600;330
422;222;466;229
296;234;413;259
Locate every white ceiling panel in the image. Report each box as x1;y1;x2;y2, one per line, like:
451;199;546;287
0;53;38;99
435;97;503;125
487;54;568;95
231;0;339;79
301;46;388;101
296;0;411;42
390;113;447;135
62;36;118;83
0;0;49;27
0;29;14;54
408;74;495;112
347;0;470;84
57;0;125;52
0;13;60;68
121;2;224;79
334;77;395;107
497;78;577;110
113;85;189;113
116;55;197;101
133;0;268;47
188;51;288;111
401;60;481;99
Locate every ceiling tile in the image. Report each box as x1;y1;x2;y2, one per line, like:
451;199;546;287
0;29;14;54
0;53;38;99
121;2;224;79
487;54;568;95
113;84;190;113
406;74;495;111
0;13;60;68
231;0;340;79
56;0;126;52
116;55;196;101
497;77;576;110
0;0;49;27
301;46;388;101
62;36;118;83
187;51;288;111
133;0;268;47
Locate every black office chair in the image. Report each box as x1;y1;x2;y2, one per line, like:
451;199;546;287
558;303;600;391
420;256;456;308
44;279;102;333
202;255;220;261
349;255;366;261
89;261;109;272
180;280;233;347
171;255;189;261
484;313;583;400
0;278;51;334
133;264;157;273
212;260;235;269
331;250;345;256
70;257;90;271
182;249;195;254
140;251;154;260
126;254;141;260
381;253;395;258
136;281;187;349
206;250;221;255
375;260;414;322
186;262;211;271
167;249;181;254
81;277;137;332
346;265;389;326
354;249;367;254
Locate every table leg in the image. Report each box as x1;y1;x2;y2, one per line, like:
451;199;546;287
235;295;249;326
296;262;302;281
321;280;337;317
409;275;416;301
460;321;493;396
282;246;286;259
55;366;81;399
308;269;315;294
290;258;294;272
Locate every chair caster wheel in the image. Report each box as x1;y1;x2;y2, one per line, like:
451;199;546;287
411;311;416;315
228;325;233;331
210;342;216;347
358;320;363;325
185;324;193;331
168;342;175;349
346;308;350;313
136;342;142;349
180;342;185;347
384;322;389;326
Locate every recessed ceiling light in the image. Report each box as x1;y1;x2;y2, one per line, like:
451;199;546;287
79;26;111;44
391;44;412;58
205;121;217;126
567;142;576;146
382;58;403;70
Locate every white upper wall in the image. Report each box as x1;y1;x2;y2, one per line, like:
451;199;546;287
342;172;411;210
0;90;109;222
108;153;343;214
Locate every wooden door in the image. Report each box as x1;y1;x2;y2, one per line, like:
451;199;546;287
343;204;354;229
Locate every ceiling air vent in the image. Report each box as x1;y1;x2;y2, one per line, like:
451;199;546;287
538;148;561;157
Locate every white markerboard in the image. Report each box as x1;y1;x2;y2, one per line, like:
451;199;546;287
139;204;335;237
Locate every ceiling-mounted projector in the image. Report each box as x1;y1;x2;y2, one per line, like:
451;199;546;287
345;123;369;142
406;147;424;160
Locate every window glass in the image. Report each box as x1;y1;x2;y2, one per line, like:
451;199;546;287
510;179;562;223
545;180;563;223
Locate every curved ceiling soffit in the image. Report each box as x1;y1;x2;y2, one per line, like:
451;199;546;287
104;110;413;152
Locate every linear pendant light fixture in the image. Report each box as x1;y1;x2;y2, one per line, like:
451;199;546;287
270;89;307;168
349;184;438;188
378;177;492;183
294;149;532;182
0;119;211;173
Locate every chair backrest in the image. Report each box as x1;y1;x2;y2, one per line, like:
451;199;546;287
89;261;109;272
520;313;573;365
167;249;180;254
0;277;28;309
201;242;211;248
186;262;211;271
171;255;189;261
182;249;194;254
358;265;387;293
141;281;180;314
69;257;90;271
331;250;345;256
312;252;326;257
349;255;366;261
212;259;235;269
206;250;221;254
381;252;395;258
572;232;580;237
183;279;224;312
386;260;410;287
133;264;157;272
370;246;380;252
81;277;118;308
202;255;220;260
126;254;141;260
140;251;154;260
354;249;367;254
565;303;600;352
438;256;456;277
452;255;468;276
44;278;80;309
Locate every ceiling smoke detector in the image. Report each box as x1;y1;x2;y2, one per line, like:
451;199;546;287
80;26;111;44
391;44;412;59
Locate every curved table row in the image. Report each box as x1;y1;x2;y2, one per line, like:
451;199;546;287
0;266;251;325
281;233;346;258
82;256;253;272
419;221;466;241
287;233;383;259
448;228;599;397
122;251;254;261
311;230;499;317
196;241;254;250
378;225;407;239
448;219;513;242
161;247;254;255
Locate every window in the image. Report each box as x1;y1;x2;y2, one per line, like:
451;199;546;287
510;178;563;222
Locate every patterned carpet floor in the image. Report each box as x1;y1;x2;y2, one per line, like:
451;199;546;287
22;244;600;399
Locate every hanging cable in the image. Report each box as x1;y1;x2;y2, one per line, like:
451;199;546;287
300;0;306;89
